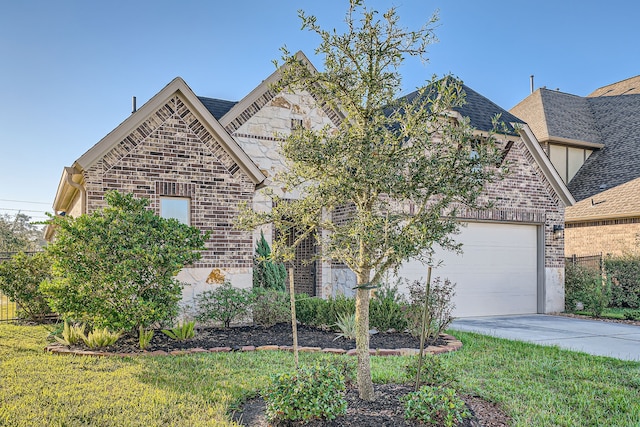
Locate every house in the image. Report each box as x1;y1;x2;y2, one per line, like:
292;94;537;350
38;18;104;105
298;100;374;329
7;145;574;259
511;76;640;257
47;53;572;317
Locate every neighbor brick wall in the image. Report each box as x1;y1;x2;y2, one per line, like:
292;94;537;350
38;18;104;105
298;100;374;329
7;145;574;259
82;95;255;269
566;220;640;256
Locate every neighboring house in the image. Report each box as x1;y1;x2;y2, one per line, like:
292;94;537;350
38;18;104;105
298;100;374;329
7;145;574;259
47;53;572;317
511;76;640;257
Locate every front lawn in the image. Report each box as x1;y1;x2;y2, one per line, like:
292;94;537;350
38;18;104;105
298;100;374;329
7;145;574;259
0;323;638;426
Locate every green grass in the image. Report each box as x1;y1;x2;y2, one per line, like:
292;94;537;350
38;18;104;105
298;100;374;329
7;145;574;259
574;307;639;320
1;324;639;426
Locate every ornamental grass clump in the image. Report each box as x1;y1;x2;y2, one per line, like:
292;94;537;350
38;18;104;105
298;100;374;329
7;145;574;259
138;326;154;350
161;321;195;341
264;365;347;423
82;327;121;349
54;320;86;346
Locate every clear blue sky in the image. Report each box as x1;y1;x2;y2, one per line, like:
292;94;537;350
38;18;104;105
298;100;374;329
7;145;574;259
1;0;638;221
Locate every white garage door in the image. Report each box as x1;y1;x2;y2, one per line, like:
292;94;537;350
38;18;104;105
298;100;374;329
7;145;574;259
394;222;539;317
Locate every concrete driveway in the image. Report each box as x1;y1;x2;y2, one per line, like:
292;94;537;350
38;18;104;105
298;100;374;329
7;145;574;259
450;314;640;361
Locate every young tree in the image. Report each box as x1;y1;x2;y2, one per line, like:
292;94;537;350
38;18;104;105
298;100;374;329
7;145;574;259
42;191;209;331
239;1;507;400
253;230;287;291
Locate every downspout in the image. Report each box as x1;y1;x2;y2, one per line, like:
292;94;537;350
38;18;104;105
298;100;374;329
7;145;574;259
64;166;87;215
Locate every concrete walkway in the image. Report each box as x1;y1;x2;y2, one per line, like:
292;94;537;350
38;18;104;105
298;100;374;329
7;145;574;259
450;314;640;361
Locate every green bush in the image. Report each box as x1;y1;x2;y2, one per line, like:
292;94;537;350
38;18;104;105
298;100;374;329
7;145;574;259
0;252;53;322
252;288;290;327
402;385;470;427
42;191;208;331
370;281;408;331
295;294;330;326
253;231;287;292
264;365;347;423
604;255;640;308
565;263;611;317
195;282;253;328
623;309;640;321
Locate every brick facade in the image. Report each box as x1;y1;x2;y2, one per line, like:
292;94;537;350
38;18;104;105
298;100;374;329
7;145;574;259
566;220;640;256
81;95;256;270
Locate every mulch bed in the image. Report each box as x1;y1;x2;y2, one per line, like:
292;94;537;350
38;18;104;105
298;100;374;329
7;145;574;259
50;323;511;426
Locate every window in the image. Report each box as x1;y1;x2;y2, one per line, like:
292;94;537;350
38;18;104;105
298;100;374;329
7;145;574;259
548;144;594;183
160;197;190;225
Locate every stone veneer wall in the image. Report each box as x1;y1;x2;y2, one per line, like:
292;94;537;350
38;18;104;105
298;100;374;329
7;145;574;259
81;95;256;294
566;219;640;256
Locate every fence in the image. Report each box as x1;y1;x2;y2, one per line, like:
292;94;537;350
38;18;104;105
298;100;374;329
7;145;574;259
565;253;603;272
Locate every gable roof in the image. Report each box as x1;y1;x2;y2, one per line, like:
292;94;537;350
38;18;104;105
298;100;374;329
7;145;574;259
75;77;265;185
566;176;640;222
510;80;640;202
403;80;525;136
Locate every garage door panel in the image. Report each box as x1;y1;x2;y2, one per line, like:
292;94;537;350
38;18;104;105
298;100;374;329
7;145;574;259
394;222;538;317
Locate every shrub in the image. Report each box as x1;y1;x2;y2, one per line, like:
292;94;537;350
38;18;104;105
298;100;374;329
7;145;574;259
565;263;611;317
252;231;287;292
604;255;640;308
196;282;253;328
82;327;121;349
333;312;356;341
161;321;196;340
369;281;408;331
0;252;53;322
406;277;456;343
252;288;290;327
54;320;87;346
623;309;640;321
264;365;347;423
295;294;330;326
42;191;208;331
402;386;470;427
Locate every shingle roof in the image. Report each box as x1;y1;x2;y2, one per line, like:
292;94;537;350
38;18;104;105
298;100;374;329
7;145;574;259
403;81;524;136
510;82;640;202
198;97;237;120
588;75;640;97
566;176;640;221
566;93;640;200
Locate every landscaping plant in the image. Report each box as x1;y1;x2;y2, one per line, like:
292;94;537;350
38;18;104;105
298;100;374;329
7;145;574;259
333;312;357;341
252;231;287;292
565;263;611;317
294;294;330;327
237;0;506;400
402;385;470;427
369;281;408;332
195;281;252;328
138;326;154;350
0;251;53;322
54;320;86;346
161;320;195;341
82;327;121;349
251;288;290;327
406;277;456;343
604;254;640;308
42;191;208;332
264;364;347;423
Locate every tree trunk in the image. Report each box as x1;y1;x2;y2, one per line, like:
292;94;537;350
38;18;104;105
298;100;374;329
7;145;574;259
355;272;375;401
